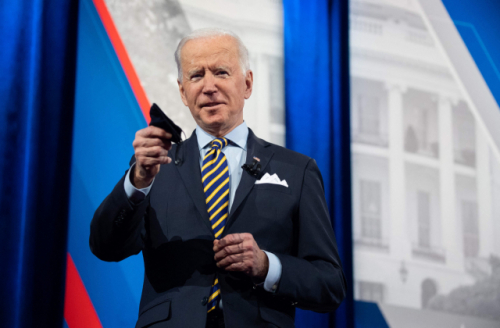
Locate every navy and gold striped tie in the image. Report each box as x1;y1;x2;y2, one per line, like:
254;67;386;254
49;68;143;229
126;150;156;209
202;137;230;313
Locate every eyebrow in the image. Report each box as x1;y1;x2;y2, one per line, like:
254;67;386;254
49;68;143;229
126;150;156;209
213;65;230;72
186;65;232;77
187;68;204;77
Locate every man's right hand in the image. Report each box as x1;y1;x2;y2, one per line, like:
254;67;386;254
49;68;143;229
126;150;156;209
132;126;172;188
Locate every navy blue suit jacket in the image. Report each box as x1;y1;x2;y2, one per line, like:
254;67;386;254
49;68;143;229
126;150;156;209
90;129;346;328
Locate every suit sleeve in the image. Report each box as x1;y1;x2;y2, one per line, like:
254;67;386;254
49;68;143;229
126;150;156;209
89;159;149;262
274;159;346;312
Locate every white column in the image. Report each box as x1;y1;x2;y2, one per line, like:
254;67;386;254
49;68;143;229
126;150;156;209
438;96;463;271
492;155;500;256
386;82;413;307
476;124;493;258
243;54;259;132
254;54;270;141
386;82;410;260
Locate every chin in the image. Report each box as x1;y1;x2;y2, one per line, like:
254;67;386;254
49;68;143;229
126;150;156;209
201;115;226;127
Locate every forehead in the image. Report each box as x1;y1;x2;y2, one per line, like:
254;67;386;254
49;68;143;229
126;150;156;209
180;35;240;69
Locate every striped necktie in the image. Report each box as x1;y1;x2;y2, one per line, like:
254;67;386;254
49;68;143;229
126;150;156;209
202;137;230;313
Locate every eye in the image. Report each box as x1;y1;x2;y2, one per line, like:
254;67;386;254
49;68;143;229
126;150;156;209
216;70;229;76
189;71;204;81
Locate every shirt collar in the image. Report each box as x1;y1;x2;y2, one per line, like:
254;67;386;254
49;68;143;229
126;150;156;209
196;121;248;151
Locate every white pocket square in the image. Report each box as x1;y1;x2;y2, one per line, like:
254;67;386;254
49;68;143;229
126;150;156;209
255;173;288;187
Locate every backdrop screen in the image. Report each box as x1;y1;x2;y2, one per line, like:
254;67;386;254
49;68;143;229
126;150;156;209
349;0;500;327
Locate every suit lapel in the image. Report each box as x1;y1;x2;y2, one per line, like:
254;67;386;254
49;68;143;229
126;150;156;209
174;131;213;234
225;129;274;231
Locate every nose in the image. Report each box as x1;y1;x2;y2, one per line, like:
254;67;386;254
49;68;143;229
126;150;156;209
202;72;217;95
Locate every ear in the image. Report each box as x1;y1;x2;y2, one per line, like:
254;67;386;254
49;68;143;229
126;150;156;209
243;70;253;99
177;79;189;106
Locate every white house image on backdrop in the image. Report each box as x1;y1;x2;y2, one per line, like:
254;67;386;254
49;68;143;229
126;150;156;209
104;0;285;147
349;0;500;324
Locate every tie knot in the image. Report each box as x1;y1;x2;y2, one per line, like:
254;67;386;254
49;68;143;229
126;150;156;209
211;137;228;150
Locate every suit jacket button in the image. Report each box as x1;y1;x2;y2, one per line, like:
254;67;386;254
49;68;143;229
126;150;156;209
201;296;208;306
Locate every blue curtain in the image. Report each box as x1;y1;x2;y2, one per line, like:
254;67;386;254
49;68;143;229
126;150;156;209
0;1;79;327
283;0;354;327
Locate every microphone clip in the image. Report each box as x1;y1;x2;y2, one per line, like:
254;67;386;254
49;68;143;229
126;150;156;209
242;156;262;179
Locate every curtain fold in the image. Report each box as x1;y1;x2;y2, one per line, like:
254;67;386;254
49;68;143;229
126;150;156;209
0;1;79;327
283;0;354;327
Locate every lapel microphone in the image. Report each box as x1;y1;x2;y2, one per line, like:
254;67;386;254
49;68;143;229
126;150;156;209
242;156;262;178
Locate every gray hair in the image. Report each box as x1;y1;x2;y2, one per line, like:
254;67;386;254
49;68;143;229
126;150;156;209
174;28;250;81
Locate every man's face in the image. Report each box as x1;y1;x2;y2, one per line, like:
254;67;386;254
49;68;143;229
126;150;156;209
177;35;253;135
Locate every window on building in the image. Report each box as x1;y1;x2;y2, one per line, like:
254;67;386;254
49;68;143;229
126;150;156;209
358;94;380;136
462;201;479;257
358;281;384;303
417;191;431;249
404;92;439;159
360;180;382;240
453;104;476;167
416;108;429;149
406;108;432;154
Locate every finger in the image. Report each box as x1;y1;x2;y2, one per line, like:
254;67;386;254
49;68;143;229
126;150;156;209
137;146;169;158
133;137;172;150
137;126;172;140
140;156;171;166
223;261;248;272
217;253;243;268
218;233;245;248
214;243;245;261
213;239;220;252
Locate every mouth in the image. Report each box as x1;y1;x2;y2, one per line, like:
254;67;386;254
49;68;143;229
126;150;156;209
201;102;224;109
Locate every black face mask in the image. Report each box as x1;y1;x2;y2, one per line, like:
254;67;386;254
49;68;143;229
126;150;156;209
149;103;183;144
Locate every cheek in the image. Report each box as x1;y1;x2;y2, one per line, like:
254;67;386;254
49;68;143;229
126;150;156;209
185;86;202;103
188;107;199;121
233;91;246;108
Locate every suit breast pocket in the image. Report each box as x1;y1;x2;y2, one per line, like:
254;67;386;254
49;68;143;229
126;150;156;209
253;183;292;194
253;184;293;220
234;183;297;252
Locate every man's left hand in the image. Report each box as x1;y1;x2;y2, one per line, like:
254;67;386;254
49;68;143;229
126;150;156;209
214;233;269;281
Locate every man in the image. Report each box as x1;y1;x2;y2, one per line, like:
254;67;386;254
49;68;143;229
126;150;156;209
90;28;346;328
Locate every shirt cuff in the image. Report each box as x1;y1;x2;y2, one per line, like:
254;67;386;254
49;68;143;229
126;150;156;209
124;163;154;204
262;251;282;293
